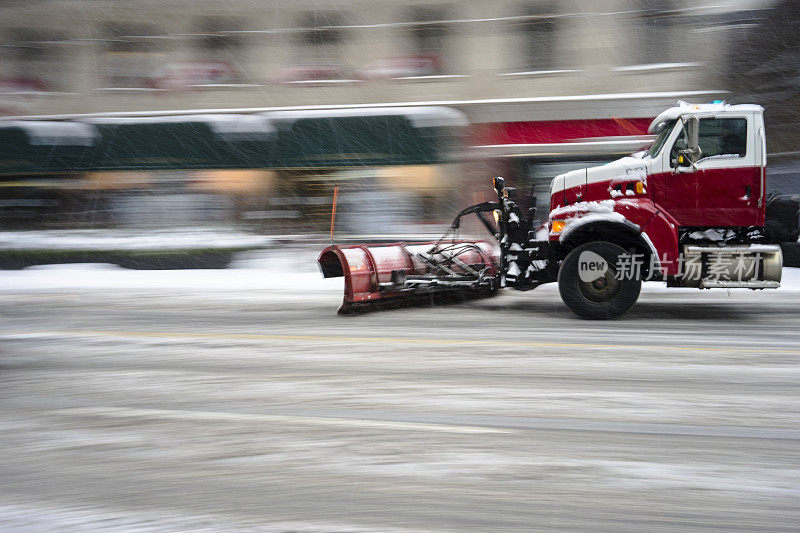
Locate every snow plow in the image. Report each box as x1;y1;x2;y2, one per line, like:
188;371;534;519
320;102;784;319
318;199;504;314
318;177;551;314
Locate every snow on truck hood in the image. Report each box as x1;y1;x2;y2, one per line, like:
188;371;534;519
552;155;649;195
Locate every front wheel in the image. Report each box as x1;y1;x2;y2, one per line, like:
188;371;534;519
558;241;641;319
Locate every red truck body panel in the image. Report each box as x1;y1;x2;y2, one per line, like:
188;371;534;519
546;103;767;270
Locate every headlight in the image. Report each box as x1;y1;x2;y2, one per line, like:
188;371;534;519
550;220;566;233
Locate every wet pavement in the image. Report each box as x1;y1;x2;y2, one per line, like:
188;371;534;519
1;282;799;532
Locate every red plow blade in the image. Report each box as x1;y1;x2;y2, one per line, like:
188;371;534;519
318;241;500;314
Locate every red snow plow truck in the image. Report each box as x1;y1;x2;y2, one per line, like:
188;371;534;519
319;101;785;319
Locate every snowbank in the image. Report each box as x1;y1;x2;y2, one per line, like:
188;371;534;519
0;262;343;293
0;228;273;251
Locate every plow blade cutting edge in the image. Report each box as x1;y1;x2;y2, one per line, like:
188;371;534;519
318;241;500;314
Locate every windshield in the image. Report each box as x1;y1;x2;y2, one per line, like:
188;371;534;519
646;119;676;158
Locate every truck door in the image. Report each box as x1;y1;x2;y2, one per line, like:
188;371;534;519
665;117;759;227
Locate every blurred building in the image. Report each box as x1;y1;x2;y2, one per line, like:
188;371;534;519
0;1;770;115
0;0;786;232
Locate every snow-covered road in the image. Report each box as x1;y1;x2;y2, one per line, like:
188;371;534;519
1;251;799;532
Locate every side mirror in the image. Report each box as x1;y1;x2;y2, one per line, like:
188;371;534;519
685;115;699;153
682;115;702;165
675;150;694;168
672;115;702;169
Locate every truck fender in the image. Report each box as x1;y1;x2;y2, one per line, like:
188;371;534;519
639;209;681;276
555;199;679;276
611;199;680;276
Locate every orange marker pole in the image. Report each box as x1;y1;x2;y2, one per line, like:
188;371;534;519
330;185;339;246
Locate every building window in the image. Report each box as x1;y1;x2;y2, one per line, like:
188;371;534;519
6;29;66;91
181;17;245;87
515;7;559;72
195;17;243;53
407;8;449;74
100;23;164;89
280;11;351;82
633;1;675;65
295;11;346;61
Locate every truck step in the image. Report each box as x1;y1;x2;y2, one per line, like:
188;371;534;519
699;280;780;289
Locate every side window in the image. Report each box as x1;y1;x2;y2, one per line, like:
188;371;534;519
670;118;748;166
699;118;747;158
670;130;687;164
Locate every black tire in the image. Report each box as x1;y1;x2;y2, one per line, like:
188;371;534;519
558;241;641;319
780;242;800;268
765;219;794;244
765;194;800;242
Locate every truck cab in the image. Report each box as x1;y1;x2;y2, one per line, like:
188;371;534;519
549;102;765;231
642;102;765;228
514;101;781;318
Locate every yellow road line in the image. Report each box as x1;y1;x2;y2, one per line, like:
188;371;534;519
3;329;799;355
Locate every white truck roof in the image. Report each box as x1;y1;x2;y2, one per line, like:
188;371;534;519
649;101;763;133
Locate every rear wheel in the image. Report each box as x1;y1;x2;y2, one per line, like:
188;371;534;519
558;241;641;319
